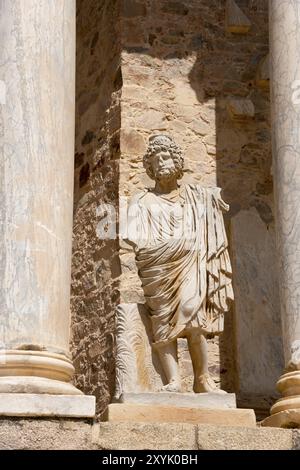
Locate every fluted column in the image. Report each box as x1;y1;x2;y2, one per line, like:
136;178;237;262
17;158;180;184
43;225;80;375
263;0;300;427
0;0;94;416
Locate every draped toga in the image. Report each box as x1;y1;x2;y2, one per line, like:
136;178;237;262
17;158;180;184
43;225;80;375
127;184;234;346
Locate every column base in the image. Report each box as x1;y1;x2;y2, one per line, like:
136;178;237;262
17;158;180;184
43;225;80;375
262;409;300;428
0;349;84;395
105;403;256;427
0;393;95;418
263;371;300;427
0;350;96;416
0;376;82;395
0;350;75;382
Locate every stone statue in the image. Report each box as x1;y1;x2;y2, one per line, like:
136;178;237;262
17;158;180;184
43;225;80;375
126;135;234;394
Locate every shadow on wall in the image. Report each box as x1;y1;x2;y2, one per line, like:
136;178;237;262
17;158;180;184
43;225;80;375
71;0;122;418
119;0;284;417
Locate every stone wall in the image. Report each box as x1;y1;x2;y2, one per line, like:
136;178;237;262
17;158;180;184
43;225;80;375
71;0;121;416
118;0;283;412
0;419;299;450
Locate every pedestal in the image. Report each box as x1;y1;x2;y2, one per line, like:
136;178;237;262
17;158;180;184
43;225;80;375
105;393;256;427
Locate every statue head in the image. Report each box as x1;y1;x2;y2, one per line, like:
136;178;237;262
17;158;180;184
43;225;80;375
143;135;184;182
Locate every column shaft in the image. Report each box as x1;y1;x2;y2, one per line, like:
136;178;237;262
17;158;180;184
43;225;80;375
0;0;77;394
264;0;300;426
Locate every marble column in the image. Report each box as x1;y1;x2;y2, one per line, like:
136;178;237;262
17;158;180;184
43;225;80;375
263;0;300;427
0;0;94;416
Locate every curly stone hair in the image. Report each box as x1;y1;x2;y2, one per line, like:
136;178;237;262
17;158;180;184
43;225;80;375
143;135;184;180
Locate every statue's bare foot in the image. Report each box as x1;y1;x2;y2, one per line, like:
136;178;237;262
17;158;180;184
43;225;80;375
193;373;227;394
161;380;181;392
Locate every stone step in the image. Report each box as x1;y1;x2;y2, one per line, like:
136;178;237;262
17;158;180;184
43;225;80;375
104;403;256;427
116;391;237;409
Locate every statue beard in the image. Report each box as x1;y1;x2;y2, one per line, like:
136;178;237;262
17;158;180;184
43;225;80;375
155;167;178;182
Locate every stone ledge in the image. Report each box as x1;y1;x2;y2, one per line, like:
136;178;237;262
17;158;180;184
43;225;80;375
0;394;95;418
94;422;197;450
96;423;296;450
0;418;94;450
0;419;300;450
196;424;293;450
117;392;237;409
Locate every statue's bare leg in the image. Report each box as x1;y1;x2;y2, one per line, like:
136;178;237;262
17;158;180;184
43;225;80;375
157;340;181;392
186;329;226;394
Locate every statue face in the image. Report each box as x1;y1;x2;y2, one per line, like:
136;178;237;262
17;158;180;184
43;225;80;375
151;149;177;181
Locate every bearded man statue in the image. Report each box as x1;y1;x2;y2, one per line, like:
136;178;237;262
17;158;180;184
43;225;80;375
126;134;234;394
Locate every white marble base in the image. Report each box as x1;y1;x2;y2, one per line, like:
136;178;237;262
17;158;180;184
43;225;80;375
116;392;236;409
0;376;83;395
0;394;95;418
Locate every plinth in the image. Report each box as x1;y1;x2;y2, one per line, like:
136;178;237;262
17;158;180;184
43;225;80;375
105;393;256;427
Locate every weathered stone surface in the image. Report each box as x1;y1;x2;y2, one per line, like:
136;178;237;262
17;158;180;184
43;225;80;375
105;403;256;427
94;422;197;450
292;429;300;448
0;419;297;450
197;424;293;450
72;0;121;418
121;128;147;154
118;392;237;409
114;303;164;397
0;376;83;395
0;419;94;450
0;394;95;418
134;110;167;130
161;2;189;16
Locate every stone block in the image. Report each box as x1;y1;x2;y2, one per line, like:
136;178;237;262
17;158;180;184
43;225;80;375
117;392;237;409
134;110;166;130
93;422;197;450
120;128;147;154
122;0;147;18
0;394;95;418
0;419;94;450
0;419;296;450
105;403;256;427
197;424;293;450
